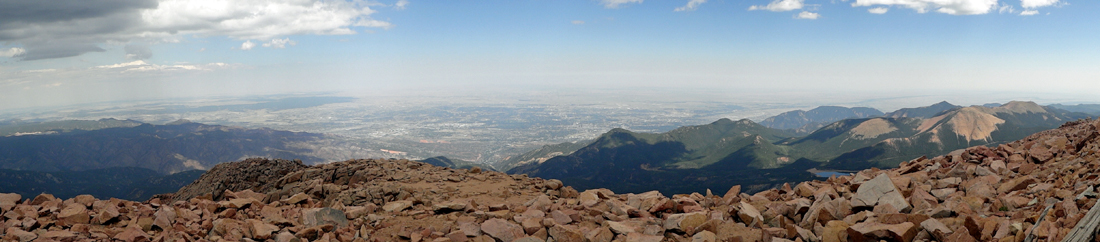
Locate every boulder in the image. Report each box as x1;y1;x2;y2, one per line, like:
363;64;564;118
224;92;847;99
847;221;917;242
549;224;585;242
608;221;638;234
852;173;911;212
821;221;851;242
626;232;665;242
57;203;90;226
248;219;280;240
301;207;349;228
737;201;765;226
0;193;19;212
5;227;37;242
433;200;468;213
481;218;525;242
115;225;151;242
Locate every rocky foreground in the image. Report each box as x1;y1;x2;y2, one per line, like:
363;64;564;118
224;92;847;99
3;119;1100;242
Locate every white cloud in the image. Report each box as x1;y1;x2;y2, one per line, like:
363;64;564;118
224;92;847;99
852;0;998;15
0;48;25;58
96;60;231;72
601;0;643;9
1021;0;1059;8
241;40;256;50
262;38;297;49
142;0;388;40
571;20;586;25
999;5;1017;13
675;0;707;12
795;11;820;19
98;60;150;69
749;0;804;12
394;0;409;10
868;7;889;14
1020;10;1039;15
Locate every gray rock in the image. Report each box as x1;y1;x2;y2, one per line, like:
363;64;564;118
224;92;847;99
301;207;349;228
853;173;911;212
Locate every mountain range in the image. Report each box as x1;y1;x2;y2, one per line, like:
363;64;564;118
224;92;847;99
0;119;323;174
506;101;1092;195
0;119;327;200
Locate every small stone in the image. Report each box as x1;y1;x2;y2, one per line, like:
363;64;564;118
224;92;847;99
692;230;717;242
383;200;414;212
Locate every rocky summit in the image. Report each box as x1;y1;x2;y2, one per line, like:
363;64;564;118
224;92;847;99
4;118;1100;242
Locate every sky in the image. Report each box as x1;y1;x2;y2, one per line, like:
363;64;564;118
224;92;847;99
1;0;1098;111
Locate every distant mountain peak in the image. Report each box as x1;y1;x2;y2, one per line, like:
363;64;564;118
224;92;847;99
996;101;1047;114
759;106;883;132
884;101;961;119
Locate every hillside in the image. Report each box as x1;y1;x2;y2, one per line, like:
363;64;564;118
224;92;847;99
759;106;883;134
0;120;324;174
4;117;1100;241
508;101;1091;195
824;101;1090;169
420;156;495;171
494;140;592;172
0;167;202;201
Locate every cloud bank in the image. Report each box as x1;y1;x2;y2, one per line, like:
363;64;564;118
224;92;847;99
0;0;392;61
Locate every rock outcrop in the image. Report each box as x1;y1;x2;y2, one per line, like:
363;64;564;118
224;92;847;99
3;118;1100;242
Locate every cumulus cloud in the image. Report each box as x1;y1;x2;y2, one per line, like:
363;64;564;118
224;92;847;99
749;0;804;12
125;44;152;60
0;48;26;58
394;0;409;10
852;0;997;15
675;0;707;12
262;38;297;49
0;0;392;61
571;20;586;25
241;41;256;50
601;0;643;9
1020;10;1039;15
999;5;1017;14
795;11;820;19
1021;0;1059;8
868;7;889;14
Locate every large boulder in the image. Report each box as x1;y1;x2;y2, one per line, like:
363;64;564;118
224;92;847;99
852;173;911;212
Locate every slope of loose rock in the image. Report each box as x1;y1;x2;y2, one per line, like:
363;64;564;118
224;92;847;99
3;118;1100;242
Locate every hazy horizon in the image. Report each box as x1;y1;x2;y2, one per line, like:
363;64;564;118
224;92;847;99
2;0;1099;112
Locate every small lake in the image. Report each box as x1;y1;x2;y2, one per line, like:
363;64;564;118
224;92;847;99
814;171;853;177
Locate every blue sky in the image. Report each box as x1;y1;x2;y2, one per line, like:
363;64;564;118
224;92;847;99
0;0;1097;111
